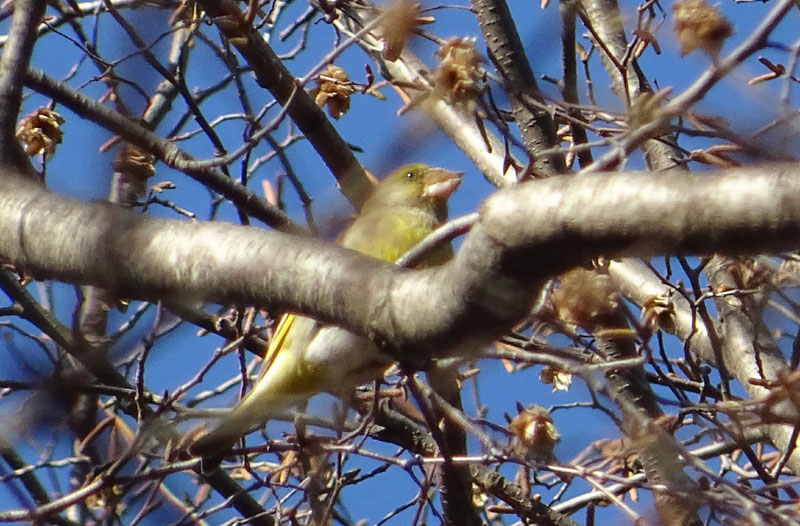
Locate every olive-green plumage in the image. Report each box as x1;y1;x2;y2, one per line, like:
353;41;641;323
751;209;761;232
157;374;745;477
190;164;462;457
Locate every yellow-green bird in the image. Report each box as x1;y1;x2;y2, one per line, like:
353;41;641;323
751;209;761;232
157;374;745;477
190;163;462;457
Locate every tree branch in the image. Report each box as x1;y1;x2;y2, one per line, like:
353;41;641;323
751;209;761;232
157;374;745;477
470;0;565;174
607;258;800;473
0;267;275;525
24;68;303;234
0;0;45;171
3;164;800;368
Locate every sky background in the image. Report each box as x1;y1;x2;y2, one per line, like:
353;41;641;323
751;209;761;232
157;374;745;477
1;0;799;524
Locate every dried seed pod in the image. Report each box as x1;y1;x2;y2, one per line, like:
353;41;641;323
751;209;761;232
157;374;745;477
16;107;65;156
551;267;620;333
432;37;484;108
642;294;677;332
673;0;733;59
112;144;156;181
509;403;560;461
539;366;573;392
310;65;357;119
379;0;434;62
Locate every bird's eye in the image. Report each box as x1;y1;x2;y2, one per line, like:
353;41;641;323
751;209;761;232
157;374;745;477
405;172;415;180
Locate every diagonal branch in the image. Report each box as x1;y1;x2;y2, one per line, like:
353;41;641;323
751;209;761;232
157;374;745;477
196;0;374;210
24;68;303;234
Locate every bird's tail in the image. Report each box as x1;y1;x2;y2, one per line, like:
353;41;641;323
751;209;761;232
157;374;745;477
185;315;359;463
187;351;318;461
186;398;278;460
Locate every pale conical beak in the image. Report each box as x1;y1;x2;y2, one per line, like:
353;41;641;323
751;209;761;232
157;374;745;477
422;168;464;199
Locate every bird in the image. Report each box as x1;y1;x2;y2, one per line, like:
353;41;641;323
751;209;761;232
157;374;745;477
188;163;463;459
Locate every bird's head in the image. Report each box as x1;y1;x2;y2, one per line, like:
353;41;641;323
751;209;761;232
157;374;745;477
364;163;463;215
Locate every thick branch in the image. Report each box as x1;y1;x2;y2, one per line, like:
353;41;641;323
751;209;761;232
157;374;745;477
577;0;684;171
3;164;800;367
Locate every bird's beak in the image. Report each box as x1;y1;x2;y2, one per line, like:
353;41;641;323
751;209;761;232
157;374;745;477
422;168;464;199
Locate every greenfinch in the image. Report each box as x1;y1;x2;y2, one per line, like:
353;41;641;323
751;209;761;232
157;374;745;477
190;163;463;457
